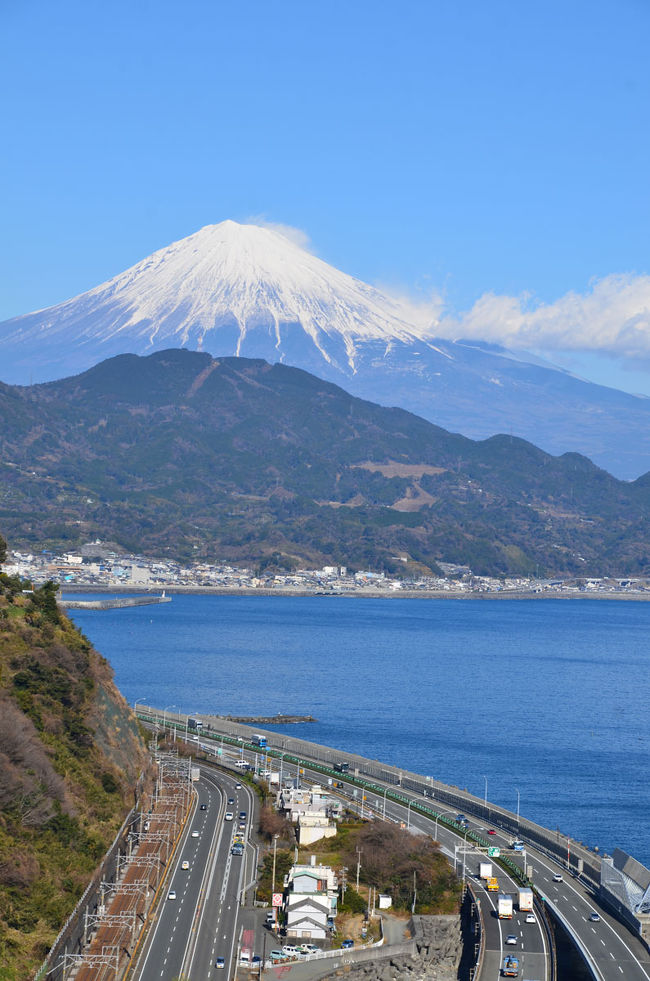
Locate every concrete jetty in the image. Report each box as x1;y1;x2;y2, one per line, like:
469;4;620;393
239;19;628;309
58;593;172;611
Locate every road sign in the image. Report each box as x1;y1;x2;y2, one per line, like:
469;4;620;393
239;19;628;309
487;847;501;857
272;893;282;907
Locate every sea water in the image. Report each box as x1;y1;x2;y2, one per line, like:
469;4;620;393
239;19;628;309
69;595;650;867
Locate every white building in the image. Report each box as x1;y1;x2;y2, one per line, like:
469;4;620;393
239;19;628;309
284;860;338;940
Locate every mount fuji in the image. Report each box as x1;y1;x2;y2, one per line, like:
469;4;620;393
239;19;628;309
1;220;649;479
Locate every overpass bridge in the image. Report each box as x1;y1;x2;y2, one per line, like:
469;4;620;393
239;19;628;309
139;705;650;981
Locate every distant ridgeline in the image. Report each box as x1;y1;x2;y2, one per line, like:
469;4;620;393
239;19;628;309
0;350;649;578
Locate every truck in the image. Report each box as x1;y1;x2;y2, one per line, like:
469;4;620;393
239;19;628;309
252;734;267;748
188;717;202;729
479;862;493;880
498;894;514;918
518;887;534;912
501;955;519;977
487;876;499;891
333;761;349;773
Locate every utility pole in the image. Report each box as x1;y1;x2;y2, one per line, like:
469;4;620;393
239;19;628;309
356;849;362;891
270;833;282;927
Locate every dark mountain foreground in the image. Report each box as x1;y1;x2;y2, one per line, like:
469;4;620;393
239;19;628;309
0;533;149;979
1;349;649;577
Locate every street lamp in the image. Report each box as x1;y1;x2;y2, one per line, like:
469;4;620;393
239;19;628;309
483;775;488;809
383;787;388;819
515;788;520;827
134;697;148;716
407;799;412;829
162;704;175;733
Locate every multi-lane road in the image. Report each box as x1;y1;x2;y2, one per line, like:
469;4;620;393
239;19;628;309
132;766;256;981
138;714;650;981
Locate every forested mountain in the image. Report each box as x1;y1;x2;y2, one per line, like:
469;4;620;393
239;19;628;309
1;350;649;577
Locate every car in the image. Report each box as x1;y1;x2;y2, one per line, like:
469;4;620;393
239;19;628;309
525;912;536;924
239;810;247;820
282;944;299;956
238;821;246;830
589;911;601;922
341;938;354;949
235;782;242;789
215;956;225;969
228;797;235;804
225;811;234;821
181;860;190;870
511;840;525;851
302;944;319;954
552;872;563;882
200;803;207;810
191;830;199;837
505;934;518;945
168;889;176;900
270;950;284;962
487;829;497;835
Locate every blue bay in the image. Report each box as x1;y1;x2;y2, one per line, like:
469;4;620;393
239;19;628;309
69;595;650;867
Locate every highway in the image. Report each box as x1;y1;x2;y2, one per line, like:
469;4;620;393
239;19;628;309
131;766;256;981
139;712;650;981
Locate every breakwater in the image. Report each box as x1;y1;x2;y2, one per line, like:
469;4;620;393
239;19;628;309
222;714;316;724
58;594;172;610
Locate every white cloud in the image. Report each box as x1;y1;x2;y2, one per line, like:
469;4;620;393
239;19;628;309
439;273;650;361
244;216;313;252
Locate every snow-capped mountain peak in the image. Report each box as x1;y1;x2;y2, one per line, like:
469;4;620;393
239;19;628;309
7;220;435;377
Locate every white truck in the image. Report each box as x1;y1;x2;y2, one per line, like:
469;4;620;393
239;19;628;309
518;887;534;912
479;861;493;879
498;893;514;918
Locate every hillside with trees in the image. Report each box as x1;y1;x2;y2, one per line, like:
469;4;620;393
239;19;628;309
1;350;649;577
0;532;150;980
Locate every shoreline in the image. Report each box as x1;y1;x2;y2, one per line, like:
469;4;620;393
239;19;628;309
57;583;650;601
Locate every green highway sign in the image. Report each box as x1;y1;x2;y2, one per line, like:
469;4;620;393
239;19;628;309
488;847;501;857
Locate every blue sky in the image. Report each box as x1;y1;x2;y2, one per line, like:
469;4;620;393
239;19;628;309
2;0;650;392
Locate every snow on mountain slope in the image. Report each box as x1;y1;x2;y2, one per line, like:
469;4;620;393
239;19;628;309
1;220;650;478
0;221;442;377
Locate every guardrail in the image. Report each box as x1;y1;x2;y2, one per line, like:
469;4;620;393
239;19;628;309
142;708;602;887
141;712;532;891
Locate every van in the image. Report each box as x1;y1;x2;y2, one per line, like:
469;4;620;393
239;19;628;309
235;760;247;769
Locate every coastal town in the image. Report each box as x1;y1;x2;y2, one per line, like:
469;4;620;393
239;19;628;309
4;543;650;598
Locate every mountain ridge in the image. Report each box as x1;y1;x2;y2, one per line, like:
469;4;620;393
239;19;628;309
1;349;648;578
1;221;649;478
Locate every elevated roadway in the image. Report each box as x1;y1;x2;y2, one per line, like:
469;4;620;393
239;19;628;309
140;709;650;981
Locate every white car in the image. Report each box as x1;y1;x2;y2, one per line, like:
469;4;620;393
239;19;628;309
282;944;299;956
505;934;518;945
191;830;199;837
525;912;536;923
168;889;176;900
552;872;563;882
181;860;190;870
225;811;234;821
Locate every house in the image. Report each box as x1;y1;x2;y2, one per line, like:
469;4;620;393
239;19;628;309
283;860;338;940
